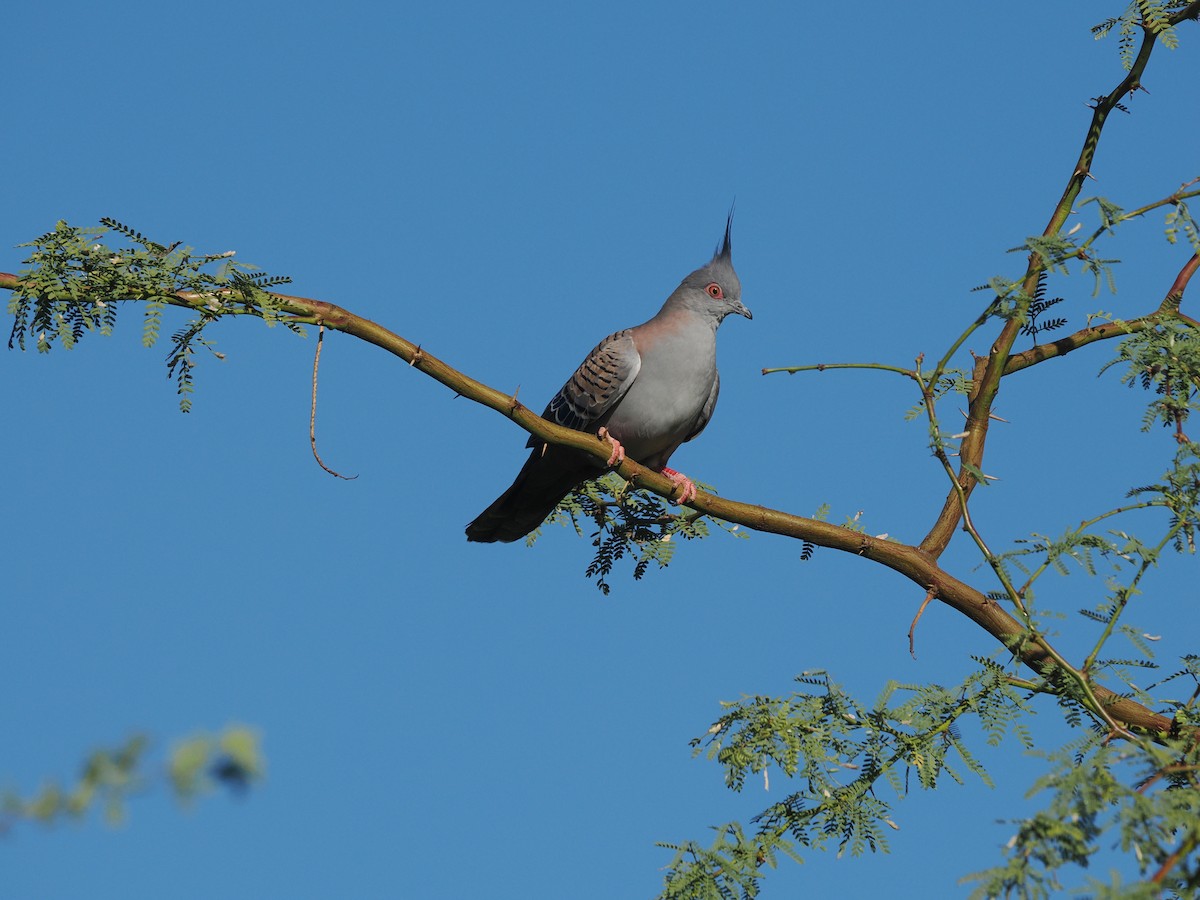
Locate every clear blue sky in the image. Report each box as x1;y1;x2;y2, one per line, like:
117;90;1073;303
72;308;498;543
4;3;1198;897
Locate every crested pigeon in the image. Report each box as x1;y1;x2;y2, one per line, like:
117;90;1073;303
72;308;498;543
466;217;750;543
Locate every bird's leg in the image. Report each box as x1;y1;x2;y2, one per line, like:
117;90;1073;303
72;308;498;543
597;427;625;467
658;467;697;505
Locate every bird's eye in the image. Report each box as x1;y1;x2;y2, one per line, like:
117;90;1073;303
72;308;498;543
706;283;724;299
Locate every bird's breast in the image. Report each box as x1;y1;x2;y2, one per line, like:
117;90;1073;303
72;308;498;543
602;329;717;463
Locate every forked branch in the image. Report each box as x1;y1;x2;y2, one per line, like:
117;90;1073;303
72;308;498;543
920;21;1187;557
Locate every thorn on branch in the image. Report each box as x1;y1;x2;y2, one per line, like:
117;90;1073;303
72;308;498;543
409;345;425;367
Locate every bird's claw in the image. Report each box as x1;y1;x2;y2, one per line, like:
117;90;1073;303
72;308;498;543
598;428;625;467
659;466;697;505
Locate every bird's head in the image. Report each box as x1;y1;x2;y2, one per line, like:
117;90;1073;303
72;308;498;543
676;212;751;322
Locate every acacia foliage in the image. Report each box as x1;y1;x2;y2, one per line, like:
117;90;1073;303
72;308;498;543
1;728;263;831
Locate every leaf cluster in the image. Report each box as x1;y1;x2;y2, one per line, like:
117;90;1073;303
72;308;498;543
1020;273;1068;343
1165;196;1200;253
657;663;1034;898
999;530;1128;583
0;727;263;830
1093;2;1187;68
1104;322;1200;442
1127;441;1200;553
7;219;297;411
535;473;746;594
964;735;1200;898
903;369;970;425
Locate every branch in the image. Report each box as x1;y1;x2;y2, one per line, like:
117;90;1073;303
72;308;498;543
1002;252;1199;376
0;270;1175;738
760;362;919;381
1165;251;1200;310
1172;1;1200;25
920;24;1166;558
1078;182;1200;253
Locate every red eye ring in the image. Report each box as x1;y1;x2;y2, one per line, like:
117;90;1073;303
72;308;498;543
706;282;723;299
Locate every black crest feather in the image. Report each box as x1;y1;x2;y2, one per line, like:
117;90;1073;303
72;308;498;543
714;206;734;262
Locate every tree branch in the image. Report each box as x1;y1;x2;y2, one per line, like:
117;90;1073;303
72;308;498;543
1171;0;1200;25
0;270;1175;738
1002;251;1199;376
920;24;1165;558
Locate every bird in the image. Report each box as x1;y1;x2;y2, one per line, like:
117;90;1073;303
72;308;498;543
465;215;751;543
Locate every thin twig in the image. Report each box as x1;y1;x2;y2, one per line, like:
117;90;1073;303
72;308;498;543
1149;831;1198;887
908;588;936;659
310;324;358;481
761;362;919;380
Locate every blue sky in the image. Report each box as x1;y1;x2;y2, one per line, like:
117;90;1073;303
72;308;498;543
4;2;1198;897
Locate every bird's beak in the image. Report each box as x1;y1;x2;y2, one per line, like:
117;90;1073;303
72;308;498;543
734;301;752;320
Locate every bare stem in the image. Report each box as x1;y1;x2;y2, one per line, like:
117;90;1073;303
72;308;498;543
761;362;919;380
310;324;357;481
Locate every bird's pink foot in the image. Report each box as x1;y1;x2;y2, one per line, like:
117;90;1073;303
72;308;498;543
659;466;697;504
597;427;625;467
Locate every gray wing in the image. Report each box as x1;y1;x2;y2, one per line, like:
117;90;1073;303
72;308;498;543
682;369;720;444
527;329;642;448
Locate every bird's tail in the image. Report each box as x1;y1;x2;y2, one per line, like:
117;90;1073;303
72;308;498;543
465;445;596;543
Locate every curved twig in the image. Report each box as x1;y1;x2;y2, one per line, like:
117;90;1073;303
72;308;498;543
310;324;357;481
